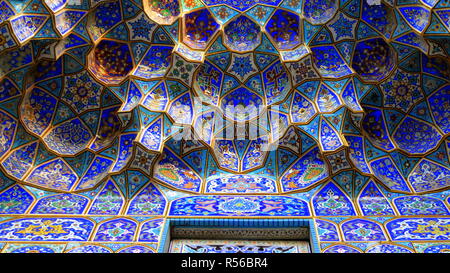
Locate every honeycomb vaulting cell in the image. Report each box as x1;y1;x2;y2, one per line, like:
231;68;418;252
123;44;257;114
183;8;220;50
224;15;261;52
352;38;396;82
303;0;338;24
88;39;134;85
143;0;180;25
0;0;450;254
265;9;301;50
361;0;397;38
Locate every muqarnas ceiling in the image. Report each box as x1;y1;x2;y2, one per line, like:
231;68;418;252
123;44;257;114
0;0;448;201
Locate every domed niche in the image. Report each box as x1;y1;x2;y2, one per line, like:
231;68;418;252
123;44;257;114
88;39;133;85
352;38;396;82
20;58;124;156
183;8;220;50
361;0;397;38
143;0;180;25
303;0;338;25
265;9;301;50
86;0;123;42
224;15;261;52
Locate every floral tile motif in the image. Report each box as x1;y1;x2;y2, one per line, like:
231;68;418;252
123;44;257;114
394;195;449;216
93;218;137;242
31;194;89;214
365;244;413;253
312;182;356;216
341;219;386;241
386;218;450;241
169;196;310;217
0;218;94;241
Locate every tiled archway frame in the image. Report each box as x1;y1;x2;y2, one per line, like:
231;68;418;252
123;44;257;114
158;218;320;253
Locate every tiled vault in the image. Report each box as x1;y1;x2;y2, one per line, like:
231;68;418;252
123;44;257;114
0;0;448;253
